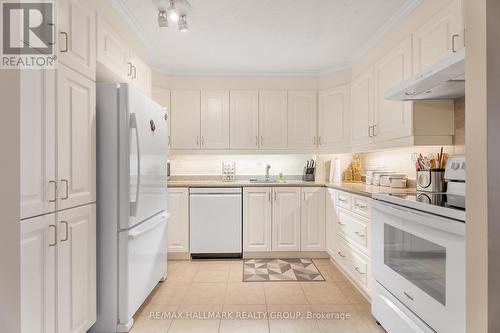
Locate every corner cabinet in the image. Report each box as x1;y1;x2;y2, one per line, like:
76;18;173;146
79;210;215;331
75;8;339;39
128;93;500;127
350;67;374;147
318;86;350;150
300;188;326;251
167;188;190;253
287;91;318;149
412;0;464;73
243;188;272;252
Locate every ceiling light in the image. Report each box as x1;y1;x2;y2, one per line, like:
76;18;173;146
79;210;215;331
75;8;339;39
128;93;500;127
158;10;168;27
178;15;189;32
167;0;179;22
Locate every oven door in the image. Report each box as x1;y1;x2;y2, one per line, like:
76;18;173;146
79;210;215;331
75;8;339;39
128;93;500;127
372;200;465;333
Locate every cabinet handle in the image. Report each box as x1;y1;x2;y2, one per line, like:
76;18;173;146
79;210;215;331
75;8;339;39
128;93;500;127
48;225;57;247
303;192;306;201
355;267;366;275
127;62;133;76
338;197;347;202
49;180;57;202
60;32;68;52
60;179;69;200
274;192;277;201
337;251;346;258
452;34;459;53
313;136;316;145
319;136;322;146
260;136;264;146
268;192;271;203
168;135;171;146
368;126;372;138
196;136;199;146
61;221;69;242
373;124;377;137
355;202;367;209
132;65;137;79
255;136;259;147
201;136;205;147
337;221;346;226
355;231;366;238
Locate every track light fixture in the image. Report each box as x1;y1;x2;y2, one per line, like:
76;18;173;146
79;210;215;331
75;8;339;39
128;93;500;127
157;0;190;32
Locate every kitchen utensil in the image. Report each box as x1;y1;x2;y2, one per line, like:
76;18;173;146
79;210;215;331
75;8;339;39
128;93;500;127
417;169;446;192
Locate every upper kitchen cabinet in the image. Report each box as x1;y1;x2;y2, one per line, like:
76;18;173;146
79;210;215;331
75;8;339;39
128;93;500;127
318;86;350;151
413;0;464;73
152;87;171;147
128;53;152;97
259;91;288;149
96;15;152;96
57;65;96;210
20;70;56;220
230;91;260;149
171;90;201;149
201;90;230;149
287;91;318;149
373;36;413;143
96;14;129;83
350;67;374;147
58;0;96;80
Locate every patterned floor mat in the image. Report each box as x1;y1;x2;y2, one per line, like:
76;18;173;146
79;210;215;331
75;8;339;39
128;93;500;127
243;258;325;282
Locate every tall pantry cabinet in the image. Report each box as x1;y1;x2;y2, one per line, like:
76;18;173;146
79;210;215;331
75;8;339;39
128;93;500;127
20;1;96;332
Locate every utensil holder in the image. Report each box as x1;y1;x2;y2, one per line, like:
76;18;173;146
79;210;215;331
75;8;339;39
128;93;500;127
417;169;446;192
302;167;315;182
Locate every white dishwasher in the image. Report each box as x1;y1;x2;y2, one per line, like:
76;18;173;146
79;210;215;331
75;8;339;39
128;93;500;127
189;188;242;259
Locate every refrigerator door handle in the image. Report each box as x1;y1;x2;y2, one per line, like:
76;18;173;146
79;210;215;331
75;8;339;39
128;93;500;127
130;113;141;216
128;213;169;240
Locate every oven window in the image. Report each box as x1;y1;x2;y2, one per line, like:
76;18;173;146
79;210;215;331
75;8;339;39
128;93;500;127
384;224;446;305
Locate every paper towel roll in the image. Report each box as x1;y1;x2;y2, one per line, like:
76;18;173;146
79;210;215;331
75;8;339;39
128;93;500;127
330;158;341;183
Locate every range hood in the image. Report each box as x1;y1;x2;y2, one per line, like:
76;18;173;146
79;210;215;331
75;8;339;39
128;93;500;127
385;48;465;101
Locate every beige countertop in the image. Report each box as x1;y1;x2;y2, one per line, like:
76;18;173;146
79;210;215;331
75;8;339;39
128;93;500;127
167;176;415;198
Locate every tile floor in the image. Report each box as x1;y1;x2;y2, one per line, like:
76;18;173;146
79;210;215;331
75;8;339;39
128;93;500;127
130;259;386;333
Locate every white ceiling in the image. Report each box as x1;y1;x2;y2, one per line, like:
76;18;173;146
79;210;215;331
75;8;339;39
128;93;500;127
113;0;421;75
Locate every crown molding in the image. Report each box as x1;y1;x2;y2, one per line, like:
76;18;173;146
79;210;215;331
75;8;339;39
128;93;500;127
112;0;423;77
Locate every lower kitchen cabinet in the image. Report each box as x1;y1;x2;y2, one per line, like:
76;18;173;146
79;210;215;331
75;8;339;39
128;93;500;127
325;188;336;257
21;213;57;333
57;204;97;333
300;187;326;251
243;188;272;252
21;204;96;333
167;188;190;253
272;187;301;251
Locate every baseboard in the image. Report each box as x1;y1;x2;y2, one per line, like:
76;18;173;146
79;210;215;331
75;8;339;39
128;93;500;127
168;252;190;260
243;251;329;259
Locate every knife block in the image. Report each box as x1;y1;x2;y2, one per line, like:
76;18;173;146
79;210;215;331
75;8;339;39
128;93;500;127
302;167;315;182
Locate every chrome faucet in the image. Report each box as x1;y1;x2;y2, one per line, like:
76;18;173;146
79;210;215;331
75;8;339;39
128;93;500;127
265;164;271;180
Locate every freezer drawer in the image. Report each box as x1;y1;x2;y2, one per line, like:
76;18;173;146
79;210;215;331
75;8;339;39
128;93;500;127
190;188;242;257
118;212;168;331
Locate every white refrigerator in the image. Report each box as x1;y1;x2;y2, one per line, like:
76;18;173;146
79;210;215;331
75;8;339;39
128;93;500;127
91;83;169;333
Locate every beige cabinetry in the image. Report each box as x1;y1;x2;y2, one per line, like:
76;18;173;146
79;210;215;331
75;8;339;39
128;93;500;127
243;188;272;252
170;90;201;149
300;187;326;251
201;90;230;149
229;91;260;149
318;86;350;150
287;91;318;149
167;188;190;253
272;187;301;251
259;91;288;149
350;67;374;147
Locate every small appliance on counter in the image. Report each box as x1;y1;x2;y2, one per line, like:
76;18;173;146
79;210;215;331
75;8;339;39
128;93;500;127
222;161;236;182
303;159;315;181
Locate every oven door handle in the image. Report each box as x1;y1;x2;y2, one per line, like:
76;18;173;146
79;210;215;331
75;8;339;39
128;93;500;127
372;200;465;236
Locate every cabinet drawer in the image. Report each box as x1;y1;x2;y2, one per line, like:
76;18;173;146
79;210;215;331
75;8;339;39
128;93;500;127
337;209;369;251
352;195;371;218
350;250;369;286
333;236;350;268
335;191;352;210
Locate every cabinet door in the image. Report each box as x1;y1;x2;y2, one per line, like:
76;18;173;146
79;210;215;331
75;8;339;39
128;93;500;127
413;0;464;72
300;188;326;251
272;187;301;251
57;204;96;333
129;54;152;97
243;188;272;252
287;91;318;149
57;65;96;211
152;87;171;147
325;188;336;257
259;91;288;149
167;188;189;253
96;15;129;81
373;36;413;143
318;86;350;149
201;90;230;149
20;70;56;219
21;214;56;333
58;0;96;80
350;67;374;146
230;91;259;149
171;90;201;149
